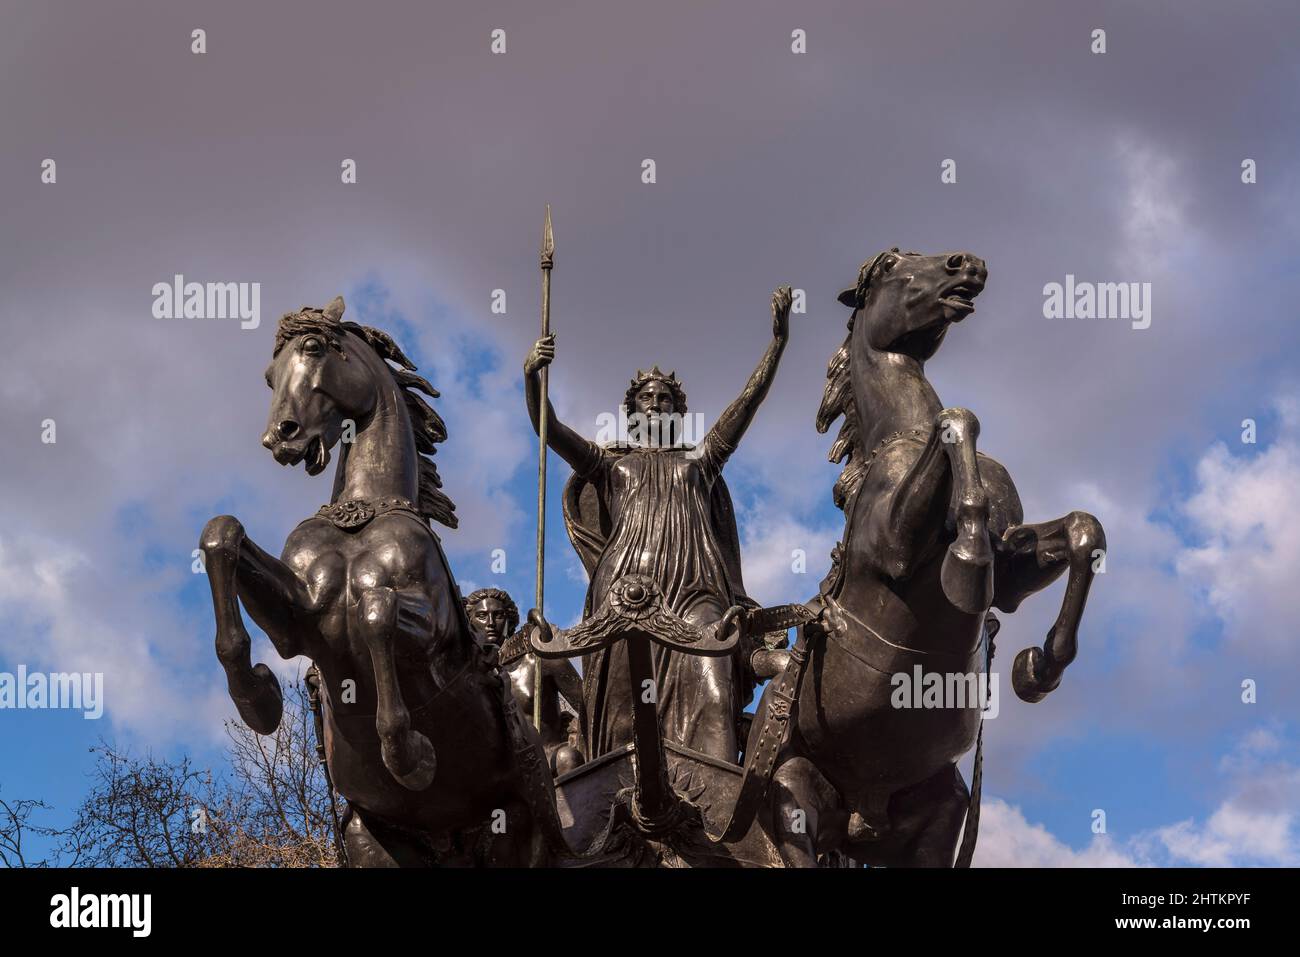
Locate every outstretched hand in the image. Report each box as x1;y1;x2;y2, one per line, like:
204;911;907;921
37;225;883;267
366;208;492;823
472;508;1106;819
771;286;792;341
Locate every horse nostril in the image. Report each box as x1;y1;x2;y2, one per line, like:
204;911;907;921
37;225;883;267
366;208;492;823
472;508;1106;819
277;420;300;440
947;253;966;271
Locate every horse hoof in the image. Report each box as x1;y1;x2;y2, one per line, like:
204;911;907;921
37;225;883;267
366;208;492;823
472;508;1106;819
387;732;437;791
1012;647;1060;703
231;663;284;735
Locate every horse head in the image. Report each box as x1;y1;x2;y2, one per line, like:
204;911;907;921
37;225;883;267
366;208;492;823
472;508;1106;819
839;249;987;361
261;296;377;476
259;296;455;528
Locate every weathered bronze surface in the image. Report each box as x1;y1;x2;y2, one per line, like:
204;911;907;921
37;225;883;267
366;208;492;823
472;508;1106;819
200;243;1102;868
523;286;792;765
201;298;569;866
464;588;585;775
749;249;1106;866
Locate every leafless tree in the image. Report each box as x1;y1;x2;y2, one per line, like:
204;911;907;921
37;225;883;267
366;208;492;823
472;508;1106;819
201;674;340;867
66;744;213;867
0;675;341;868
0;791;91;867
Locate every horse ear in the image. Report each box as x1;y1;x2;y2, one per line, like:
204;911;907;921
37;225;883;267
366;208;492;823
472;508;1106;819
323;296;345;322
837;287;859;307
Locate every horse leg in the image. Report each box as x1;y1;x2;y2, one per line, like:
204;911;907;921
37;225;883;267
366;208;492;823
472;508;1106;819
994;511;1106;702
888;763;970;867
479;798;545;867
768;755;841;867
934;408;994;614
864;423;952;581
342;806;430;867
231;534;316;660
357;586;438;791
200;516;283;734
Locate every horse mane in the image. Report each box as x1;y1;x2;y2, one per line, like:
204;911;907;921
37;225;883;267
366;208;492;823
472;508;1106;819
275;301;458;528
818;248;910;511
343;322;458;529
816;317;867;512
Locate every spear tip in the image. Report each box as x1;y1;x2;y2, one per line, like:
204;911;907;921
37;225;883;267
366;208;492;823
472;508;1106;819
540;205;555;266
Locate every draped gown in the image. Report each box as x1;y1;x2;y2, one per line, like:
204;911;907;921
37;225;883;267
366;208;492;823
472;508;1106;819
569;434;744;763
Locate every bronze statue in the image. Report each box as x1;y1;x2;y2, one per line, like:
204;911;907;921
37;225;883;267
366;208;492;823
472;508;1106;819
523;286;793;764
199;229;1103;870
750;249;1106;866
463;588;586;774
200;297;569;866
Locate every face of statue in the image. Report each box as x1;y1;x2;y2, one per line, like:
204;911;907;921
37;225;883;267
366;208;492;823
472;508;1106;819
469;597;512;644
634;379;676;417
632;378;678;445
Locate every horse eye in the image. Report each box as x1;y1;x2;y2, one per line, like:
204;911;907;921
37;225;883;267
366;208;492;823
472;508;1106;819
302;337;322;355
882;258;896;273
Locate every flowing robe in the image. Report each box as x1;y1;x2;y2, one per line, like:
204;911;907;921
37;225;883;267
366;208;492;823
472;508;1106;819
564;435;749;762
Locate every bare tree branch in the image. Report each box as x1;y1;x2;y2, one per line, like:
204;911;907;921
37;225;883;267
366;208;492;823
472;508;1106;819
0;674;338;868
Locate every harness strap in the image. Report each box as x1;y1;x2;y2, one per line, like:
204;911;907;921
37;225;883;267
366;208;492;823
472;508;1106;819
496;629;531;668
826;599;982;675
705;602;819;845
746;603;819;635
953;723;984;868
305;668;349;867
954;616;996;868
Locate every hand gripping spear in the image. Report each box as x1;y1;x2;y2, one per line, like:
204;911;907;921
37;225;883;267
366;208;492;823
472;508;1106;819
532;207;554;731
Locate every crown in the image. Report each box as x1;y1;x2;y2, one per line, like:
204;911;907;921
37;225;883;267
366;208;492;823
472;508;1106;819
624;366;688;415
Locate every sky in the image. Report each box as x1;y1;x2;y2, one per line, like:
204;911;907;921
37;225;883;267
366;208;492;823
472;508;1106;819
1;0;1298;866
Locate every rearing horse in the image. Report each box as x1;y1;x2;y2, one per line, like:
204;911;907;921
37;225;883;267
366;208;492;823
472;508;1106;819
200;296;562;866
756;249;1105;867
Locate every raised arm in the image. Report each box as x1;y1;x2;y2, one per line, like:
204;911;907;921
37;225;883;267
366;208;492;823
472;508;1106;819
524;334;597;472
706;286;792;454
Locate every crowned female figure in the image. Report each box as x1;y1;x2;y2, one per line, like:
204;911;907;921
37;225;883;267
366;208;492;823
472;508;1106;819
523;288;791;762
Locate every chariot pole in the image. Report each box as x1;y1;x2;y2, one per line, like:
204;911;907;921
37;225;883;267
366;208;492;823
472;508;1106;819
533;207;555;731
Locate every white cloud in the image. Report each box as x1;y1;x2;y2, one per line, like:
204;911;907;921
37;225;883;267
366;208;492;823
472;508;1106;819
978;729;1300;867
1114;133;1188;269
1175;398;1300;652
974;798;1143;867
0;532;231;742
979;394;1300;789
735;504;840;609
1152;803;1295;868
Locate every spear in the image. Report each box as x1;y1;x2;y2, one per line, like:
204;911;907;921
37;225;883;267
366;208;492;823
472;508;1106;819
533;206;554;731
